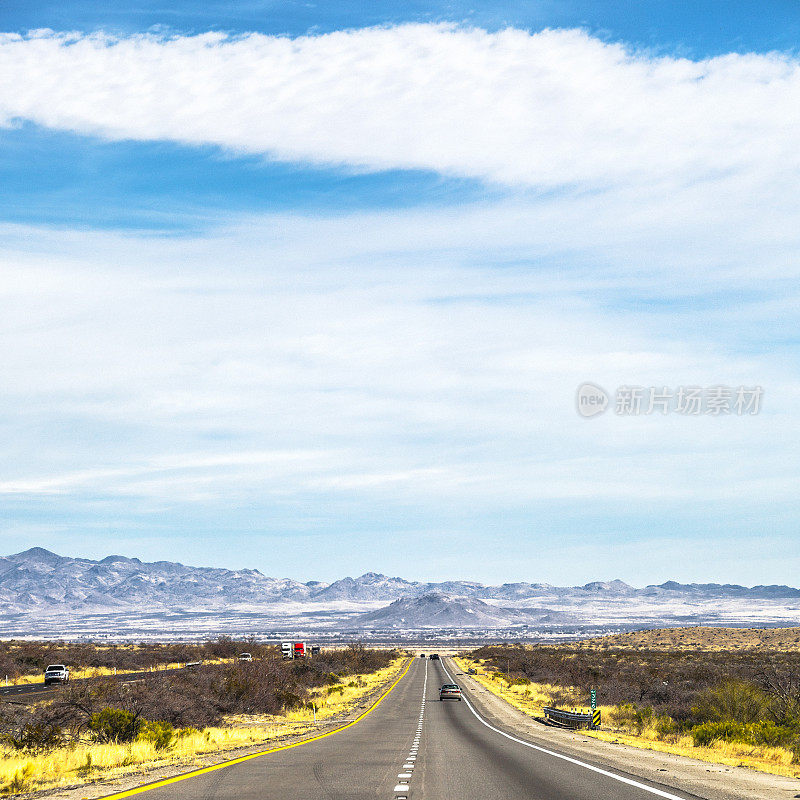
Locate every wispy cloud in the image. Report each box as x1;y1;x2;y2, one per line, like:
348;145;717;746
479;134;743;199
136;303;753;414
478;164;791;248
2;25;799;191
1;200;796;514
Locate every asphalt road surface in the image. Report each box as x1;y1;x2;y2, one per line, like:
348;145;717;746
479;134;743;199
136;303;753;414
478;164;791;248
0;669;161;703
105;656;707;800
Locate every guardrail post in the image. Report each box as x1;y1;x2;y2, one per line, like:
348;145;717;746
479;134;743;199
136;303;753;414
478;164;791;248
544;706;595;730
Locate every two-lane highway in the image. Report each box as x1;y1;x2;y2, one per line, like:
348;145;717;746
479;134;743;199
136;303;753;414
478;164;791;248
102;656;707;800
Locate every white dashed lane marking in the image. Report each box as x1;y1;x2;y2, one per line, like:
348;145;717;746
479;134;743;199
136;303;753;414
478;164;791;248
393;658;427;797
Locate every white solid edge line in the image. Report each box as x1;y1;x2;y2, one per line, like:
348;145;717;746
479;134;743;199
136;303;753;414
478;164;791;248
440;661;689;800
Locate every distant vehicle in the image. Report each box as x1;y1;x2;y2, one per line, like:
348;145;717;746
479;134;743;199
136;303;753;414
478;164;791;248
293;641;306;658
419;653;426;658
44;665;69;686
439;683;462;701
310;645;321;655
184;661;202;669
281;641;293;660
238;653;253;662
429;653;440;660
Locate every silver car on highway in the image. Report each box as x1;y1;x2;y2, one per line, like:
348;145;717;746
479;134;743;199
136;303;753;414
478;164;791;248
439;683;462;701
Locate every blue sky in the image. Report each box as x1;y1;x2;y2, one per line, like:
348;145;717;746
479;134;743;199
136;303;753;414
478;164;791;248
1;2;799;585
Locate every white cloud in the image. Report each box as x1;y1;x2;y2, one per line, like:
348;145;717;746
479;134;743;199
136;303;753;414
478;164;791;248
1;25;800;189
1;196;797;512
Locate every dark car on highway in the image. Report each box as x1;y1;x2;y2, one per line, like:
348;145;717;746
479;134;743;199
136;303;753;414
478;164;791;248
439;683;461;701
429;653;440;660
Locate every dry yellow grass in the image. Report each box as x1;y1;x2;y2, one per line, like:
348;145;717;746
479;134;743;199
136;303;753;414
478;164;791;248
587;726;798;777
0;657;407;795
452;656;800;780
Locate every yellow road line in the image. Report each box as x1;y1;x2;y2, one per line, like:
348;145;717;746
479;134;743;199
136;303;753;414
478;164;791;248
99;658;414;799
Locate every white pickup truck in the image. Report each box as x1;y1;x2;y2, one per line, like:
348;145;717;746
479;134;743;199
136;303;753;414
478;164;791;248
44;664;70;686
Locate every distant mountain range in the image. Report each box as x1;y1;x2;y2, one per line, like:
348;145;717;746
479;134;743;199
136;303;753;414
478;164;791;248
2;548;799;616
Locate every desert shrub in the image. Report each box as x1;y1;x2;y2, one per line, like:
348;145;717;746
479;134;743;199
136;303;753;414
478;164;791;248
0;702;74;752
468;643;800;757
7;764;33;793
611;703;654;734
655;714;678;737
758;661;800;727
751;721;799;748
469;643;800;722
203;636;239;659
691;681;769;725
89;708;142;743
610;703;638;727
1;720;64;752
0;642;396;754
691;720;797;748
692;721;743;747
138;720;174;750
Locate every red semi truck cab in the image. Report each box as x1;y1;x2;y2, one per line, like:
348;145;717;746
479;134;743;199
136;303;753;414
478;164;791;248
293;641;306;658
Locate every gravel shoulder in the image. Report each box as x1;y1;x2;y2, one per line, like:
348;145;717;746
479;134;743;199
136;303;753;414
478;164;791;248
444;656;800;800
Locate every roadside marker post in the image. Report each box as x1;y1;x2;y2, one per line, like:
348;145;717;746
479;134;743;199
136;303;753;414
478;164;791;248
590;688;600;729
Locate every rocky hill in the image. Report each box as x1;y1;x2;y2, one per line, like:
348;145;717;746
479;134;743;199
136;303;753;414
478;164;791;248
1;548;798;623
351;593;529;628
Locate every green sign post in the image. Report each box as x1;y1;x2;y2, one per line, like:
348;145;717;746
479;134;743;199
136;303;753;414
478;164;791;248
590;688;600;728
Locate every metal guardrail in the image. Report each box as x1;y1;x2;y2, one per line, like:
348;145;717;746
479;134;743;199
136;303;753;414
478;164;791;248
543;706;601;730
